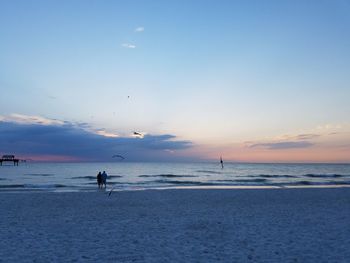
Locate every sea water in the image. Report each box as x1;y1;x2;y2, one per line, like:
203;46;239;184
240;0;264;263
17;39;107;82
0;162;349;192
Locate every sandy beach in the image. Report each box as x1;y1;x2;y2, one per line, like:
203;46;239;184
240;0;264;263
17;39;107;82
0;188;349;262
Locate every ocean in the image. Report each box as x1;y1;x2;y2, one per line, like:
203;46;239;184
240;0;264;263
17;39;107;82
0;162;349;192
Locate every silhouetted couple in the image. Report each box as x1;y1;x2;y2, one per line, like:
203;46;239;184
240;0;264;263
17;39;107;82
97;171;108;189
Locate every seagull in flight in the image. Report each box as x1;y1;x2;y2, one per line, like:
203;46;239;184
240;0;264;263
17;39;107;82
112;155;125;160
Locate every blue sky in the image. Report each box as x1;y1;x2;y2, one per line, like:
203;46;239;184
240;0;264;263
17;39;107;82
0;0;350;162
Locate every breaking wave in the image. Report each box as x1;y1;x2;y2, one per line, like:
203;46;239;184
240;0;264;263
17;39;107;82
109;175;123;178
196;170;222;175
139;174;197;178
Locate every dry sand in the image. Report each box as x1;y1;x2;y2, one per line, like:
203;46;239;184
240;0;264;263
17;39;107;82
0;188;349;262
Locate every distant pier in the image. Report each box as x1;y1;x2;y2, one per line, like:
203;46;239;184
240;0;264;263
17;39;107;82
0;155;19;166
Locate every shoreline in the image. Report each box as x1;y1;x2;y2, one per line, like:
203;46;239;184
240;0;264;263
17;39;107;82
0;184;350;194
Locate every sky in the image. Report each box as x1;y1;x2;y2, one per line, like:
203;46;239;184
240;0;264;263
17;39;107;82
0;0;350;162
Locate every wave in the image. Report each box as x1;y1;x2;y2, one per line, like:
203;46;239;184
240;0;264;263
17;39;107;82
72;175;123;180
109;175;123;178
86;182;123;185
0;184;25;188
196;170;222;175
25;173;54;176
151;179;350;187
25;184;68;188
54;184;67;188
327;181;350;185
303;174;344;178
246;174;349;179
86;181;147;186
0;184;67;189
152;179;217;186
295;180;312;185
139;174;197;178
273;181;350;186
72;176;96;180
152;179;270;186
214;179;268;183
150;178;350;187
248;174;297;178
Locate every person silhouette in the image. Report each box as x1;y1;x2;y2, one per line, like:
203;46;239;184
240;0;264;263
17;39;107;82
97;171;102;188
101;171;108;188
220;156;224;169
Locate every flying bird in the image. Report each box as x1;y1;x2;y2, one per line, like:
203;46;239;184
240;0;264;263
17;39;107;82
133;131;142;136
112;155;125;160
108;185;116;197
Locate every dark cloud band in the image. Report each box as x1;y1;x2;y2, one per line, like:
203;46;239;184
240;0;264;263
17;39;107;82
0;121;193;161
